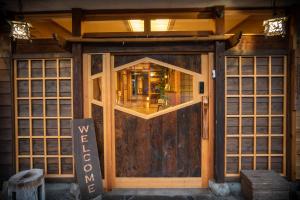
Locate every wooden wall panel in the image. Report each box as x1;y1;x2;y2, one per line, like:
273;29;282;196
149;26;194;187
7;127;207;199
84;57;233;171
225;35;289;56
225;55;287;177
115;103;201;177
0;33;13;188
296;57;300;179
14;58;74;178
91;104;105;178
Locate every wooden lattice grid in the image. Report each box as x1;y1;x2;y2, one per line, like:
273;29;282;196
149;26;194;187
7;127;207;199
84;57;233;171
14;58;74;177
225;56;287;177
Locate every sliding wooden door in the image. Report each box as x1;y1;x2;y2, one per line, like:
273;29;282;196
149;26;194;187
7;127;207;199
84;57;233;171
83;53;214;189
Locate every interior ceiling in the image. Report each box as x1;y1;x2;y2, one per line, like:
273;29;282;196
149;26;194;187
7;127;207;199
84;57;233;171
1;0;298;12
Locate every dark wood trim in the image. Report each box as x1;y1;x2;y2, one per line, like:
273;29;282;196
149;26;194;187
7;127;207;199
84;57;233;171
224;176;240;182
214;6;224;35
225;31;242;50
10;45;16;177
287;5;299;181
45;177;76;183
225;49;289;56
83;31;214;38
287;50;294;180
72;8;82;36
13;53;72;59
72;43;83;119
214;41;225;183
83;41;215;53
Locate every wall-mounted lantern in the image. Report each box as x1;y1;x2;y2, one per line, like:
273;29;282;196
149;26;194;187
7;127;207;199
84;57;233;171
263;17;287;37
9;20;32;40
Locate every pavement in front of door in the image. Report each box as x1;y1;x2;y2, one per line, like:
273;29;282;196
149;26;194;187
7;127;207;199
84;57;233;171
44;183;245;200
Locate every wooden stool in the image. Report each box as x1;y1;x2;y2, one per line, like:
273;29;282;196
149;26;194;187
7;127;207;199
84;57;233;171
7;169;45;200
241;170;289;200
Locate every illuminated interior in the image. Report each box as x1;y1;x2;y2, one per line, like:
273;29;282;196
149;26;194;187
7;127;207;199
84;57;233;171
128;20;144;32
151;19;170;31
115;62;193;115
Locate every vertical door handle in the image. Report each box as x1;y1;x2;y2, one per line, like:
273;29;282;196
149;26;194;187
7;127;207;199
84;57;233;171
201;96;209;139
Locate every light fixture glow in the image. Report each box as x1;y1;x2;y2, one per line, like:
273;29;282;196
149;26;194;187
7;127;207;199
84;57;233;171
263;17;287;37
151;19;170;31
128;20;144;32
10;20;32;40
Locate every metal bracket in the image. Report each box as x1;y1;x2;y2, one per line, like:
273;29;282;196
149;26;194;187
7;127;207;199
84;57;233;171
212;69;216;79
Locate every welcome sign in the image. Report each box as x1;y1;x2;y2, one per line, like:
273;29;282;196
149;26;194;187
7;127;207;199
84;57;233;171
72;119;103;200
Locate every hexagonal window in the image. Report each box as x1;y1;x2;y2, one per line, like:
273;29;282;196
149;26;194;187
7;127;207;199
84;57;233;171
115;57;195;116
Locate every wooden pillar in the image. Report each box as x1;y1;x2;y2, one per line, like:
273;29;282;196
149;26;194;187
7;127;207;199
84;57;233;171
72;8;82;37
72;43;83;118
289;5;300;181
214;6;225;35
214;41;225;183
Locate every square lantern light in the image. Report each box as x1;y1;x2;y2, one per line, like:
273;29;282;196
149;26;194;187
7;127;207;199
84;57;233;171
263;17;287;37
10;20;32;40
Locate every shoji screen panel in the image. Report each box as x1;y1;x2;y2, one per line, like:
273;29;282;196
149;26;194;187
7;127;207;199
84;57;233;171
225;56;287;177
14;58;74;177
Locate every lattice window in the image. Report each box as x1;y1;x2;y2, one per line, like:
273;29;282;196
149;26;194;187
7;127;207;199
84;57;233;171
225;56;286;177
14;58;74;177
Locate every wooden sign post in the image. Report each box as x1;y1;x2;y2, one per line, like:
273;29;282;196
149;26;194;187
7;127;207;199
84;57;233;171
72;119;103;200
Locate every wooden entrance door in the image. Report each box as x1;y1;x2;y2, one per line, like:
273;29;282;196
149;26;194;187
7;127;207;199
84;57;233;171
83;53;214;189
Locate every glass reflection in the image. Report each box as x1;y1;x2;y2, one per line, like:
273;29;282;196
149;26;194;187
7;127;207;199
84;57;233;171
116;62;193;115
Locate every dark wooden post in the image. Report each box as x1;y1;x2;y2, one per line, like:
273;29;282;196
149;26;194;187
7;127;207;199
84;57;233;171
72;43;83;118
72;8;82;37
214;41;225;183
288;5;300;181
214;6;225;35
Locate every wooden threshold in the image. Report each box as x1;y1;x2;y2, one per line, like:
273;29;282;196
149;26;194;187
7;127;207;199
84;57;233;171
113;178;202;188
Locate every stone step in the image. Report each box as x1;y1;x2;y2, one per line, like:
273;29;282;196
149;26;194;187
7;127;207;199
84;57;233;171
44;183;244;200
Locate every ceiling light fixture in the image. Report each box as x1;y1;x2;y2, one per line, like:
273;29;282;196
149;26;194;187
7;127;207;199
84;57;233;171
151;19;170;31
128;20;144;32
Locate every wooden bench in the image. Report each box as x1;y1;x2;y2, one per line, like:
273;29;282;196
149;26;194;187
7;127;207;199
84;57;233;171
241;170;289;200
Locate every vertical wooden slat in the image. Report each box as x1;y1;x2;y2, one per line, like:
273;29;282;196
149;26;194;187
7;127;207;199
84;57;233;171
14;60;19;172
283;56;287;176
253;56;257;170
268;56;272;170
28;60;33;169
72;44;83;118
224;56;227;173
42;59;47;174
56;59;61;175
104;53;113;190
238;56;242;172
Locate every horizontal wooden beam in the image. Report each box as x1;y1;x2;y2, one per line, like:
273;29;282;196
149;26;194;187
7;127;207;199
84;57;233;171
83;31;214;38
68;35;229;44
82;41;215;53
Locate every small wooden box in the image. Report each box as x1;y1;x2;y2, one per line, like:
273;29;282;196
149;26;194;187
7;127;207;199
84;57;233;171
241;170;289;200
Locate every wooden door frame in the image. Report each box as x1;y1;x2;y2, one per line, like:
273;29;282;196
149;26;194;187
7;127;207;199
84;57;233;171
83;52;215;190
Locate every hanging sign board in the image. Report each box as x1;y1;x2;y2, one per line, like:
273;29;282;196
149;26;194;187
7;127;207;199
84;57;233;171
72;118;103;200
